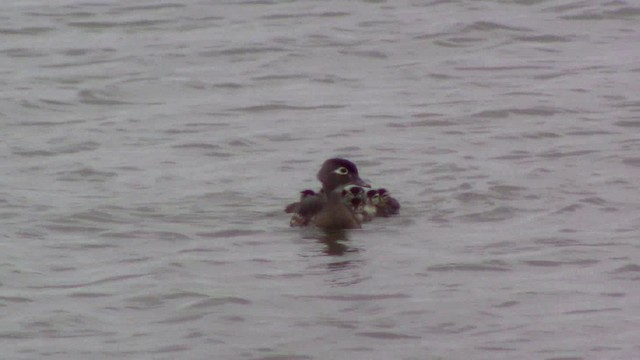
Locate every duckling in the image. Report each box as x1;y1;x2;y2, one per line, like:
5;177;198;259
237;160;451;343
376;188;400;217
342;185;372;223
365;189;381;219
285;189;317;214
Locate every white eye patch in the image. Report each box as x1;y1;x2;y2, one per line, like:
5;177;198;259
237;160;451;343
334;167;349;175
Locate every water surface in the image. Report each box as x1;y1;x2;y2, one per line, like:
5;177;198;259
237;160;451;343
2;1;640;359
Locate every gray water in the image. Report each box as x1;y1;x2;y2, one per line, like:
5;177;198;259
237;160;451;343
2;1;640;359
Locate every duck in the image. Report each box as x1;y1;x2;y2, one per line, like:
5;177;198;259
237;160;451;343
286;158;370;230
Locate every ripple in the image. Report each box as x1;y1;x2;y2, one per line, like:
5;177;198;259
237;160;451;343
522;131;561;139
339;49;388;59
533;237;580;247
155;314;206;324
196;229;264;238
459;206;522;222
44;224;107;233
562;6;640;20
57;167;116;182
69;292;112;298
614;120;640;127
150;345;190;353
2;48;47;57
461;21;530;33
78;89;132;105
455;191;491;203
492;151;531;160
70;209;129;224
30;274;146;290
228;103;345;112
537;150;596;159
391;118;456;128
172;143;222;150
426;261;511;272
297;293;409;301
472;107;563;118
252;355;313;360
201;46;287;57
611;264;640;273
185;296;252;309
357;331;420;340
67;19;170;28
515;34;572;43
0;27;55;35
0;296;33;303
563;307;621;315
522;259;599;267
622;157;640;167
261;12;350;20
425;322;476;335
99;230;190;241
109;3;186;13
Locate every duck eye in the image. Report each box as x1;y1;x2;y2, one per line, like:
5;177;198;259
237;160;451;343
334;167;349;175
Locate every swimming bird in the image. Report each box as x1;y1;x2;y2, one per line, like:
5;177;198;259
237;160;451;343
342;184;373;223
287;158;370;229
285;189;317;214
375;188;400;217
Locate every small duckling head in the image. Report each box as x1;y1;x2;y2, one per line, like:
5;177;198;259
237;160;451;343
366;189;380;205
377;188;389;203
300;189;316;199
350;197;364;212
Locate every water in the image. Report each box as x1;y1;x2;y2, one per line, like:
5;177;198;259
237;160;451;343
2;0;640;359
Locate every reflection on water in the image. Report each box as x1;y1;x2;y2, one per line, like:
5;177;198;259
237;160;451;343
302;228;359;256
319;229;355;256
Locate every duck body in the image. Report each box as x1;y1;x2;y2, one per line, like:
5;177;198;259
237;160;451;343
311;186;361;230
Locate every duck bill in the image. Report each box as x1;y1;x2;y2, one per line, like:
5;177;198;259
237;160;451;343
351;176;371;188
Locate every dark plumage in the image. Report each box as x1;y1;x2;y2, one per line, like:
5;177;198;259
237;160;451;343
316;158;369;193
311;186;361;230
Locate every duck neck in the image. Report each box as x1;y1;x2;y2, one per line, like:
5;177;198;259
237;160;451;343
325;186;345;204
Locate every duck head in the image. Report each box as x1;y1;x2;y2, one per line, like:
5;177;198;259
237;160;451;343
317;158;370;193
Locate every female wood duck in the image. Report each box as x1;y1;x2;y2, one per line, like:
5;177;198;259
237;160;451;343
286;158;369;230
